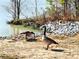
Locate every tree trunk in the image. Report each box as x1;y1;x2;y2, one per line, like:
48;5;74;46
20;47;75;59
16;0;21;20
35;0;38;20
75;0;79;17
64;0;68;17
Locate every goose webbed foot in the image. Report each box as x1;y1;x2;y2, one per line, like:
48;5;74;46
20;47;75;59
43;47;48;50
45;48;48;50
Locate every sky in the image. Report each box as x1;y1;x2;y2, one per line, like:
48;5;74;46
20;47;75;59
0;0;9;23
0;0;47;23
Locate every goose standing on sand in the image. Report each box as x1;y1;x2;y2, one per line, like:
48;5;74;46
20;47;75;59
42;26;58;50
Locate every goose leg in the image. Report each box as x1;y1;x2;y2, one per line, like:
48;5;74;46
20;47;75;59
46;44;49;50
46;43;52;50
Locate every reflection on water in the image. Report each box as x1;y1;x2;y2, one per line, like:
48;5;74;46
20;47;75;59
0;23;41;37
11;25;42;36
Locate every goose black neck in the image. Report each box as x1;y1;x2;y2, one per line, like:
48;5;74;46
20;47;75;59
43;26;46;37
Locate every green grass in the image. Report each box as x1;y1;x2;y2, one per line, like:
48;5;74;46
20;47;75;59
10;25;41;33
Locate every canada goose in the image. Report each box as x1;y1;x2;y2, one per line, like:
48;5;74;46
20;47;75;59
42;26;58;50
20;31;35;41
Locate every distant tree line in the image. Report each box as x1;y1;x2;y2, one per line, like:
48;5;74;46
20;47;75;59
6;0;79;26
46;0;79;21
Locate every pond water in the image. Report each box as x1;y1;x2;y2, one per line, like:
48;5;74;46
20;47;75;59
0;22;12;37
0;22;41;37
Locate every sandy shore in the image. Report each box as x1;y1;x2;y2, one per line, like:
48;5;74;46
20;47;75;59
0;34;79;59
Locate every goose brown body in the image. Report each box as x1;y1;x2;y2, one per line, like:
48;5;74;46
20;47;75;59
20;31;35;41
42;26;58;50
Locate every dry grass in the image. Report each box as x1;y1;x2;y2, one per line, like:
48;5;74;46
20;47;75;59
0;34;79;59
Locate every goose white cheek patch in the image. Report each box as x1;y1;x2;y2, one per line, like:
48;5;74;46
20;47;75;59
41;35;44;41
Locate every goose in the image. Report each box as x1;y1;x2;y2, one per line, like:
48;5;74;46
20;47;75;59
42;26;58;50
20;31;35;41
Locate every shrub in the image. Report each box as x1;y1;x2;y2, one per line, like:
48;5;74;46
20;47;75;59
7;20;22;25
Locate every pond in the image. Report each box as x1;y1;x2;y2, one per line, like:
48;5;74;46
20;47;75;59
0;22;41;37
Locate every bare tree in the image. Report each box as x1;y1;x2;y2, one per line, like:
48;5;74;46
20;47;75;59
11;0;17;20
5;0;26;20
